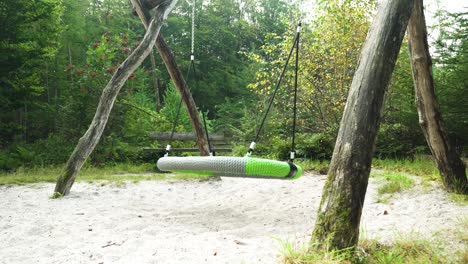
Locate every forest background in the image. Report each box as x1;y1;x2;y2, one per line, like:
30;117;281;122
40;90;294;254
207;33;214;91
1;0;466;171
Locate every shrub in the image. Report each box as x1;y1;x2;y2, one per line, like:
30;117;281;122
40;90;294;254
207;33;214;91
297;132;335;160
375;123;423;158
0;135;74;171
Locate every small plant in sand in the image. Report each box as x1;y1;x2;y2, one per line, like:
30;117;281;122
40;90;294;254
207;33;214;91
376;172;415;203
357;236;449;264
278;235;457;263
449;193;468;205
49;192;63;199
277;239;353;264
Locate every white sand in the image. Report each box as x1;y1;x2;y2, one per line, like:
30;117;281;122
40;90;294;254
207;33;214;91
0;173;466;264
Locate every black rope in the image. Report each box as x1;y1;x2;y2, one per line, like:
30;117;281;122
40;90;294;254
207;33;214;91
249;24;301;158
166;1;212;157
189;58;213;155
165;57;195;156
290;22;301;162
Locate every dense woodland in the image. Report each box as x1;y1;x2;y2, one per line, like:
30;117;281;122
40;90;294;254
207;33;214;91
1;0;466;171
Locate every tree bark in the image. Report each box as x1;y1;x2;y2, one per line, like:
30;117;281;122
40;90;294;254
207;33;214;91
53;2;178;196
131;0;210;156
311;0;415;250
407;0;467;194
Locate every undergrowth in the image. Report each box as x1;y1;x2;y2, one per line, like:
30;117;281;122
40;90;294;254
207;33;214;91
0;163;210;185
372;158;439;181
296;159;330;174
278;235;461;264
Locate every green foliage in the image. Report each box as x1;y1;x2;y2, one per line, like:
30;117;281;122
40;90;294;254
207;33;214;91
0;135;74;171
375;123;422;158
431;10;468;155
213;98;251;137
299;0;375;131
379;43;425;159
297;132;336;160
160;84;191;132
162;0;263;116
0;0;64;144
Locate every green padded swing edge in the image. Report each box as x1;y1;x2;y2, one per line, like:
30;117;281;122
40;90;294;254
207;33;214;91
157;156;302;179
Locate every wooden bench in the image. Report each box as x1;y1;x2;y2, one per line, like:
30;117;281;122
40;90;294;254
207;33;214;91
144;132;232;153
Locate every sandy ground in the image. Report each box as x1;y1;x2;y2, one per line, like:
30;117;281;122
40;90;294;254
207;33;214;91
0;172;466;264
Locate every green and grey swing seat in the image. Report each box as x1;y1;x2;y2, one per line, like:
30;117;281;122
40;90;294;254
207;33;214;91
157;155;302;179
156;11;303;180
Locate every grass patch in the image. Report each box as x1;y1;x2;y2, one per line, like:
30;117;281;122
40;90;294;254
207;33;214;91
374;171;415;203
0;163;209;186
457;216;468;244
278;239;353;264
449;193;468;205
279;236;456;263
377;172;415;195
372;158;439;182
358;237;450;264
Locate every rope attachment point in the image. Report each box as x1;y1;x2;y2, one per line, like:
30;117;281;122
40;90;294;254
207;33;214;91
164;144;172;157
246;142;256;157
290;151;296;162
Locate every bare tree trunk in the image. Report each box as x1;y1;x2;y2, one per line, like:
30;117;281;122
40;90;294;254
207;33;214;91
131;0;210;156
54;2;178;196
407;0;467;194
311;0;414;250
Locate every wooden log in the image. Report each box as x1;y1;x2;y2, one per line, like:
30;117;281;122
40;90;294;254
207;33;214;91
311;0;415;250
53;2;178;196
144;148;232;153
131;0;210;156
407;0;467;194
149;132;226;141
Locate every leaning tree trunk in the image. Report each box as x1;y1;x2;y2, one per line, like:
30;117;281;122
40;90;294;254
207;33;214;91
311;0;415;250
407;0;467;194
131;0;210;156
54;1;178;196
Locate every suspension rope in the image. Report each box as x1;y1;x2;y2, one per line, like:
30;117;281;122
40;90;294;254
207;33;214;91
290;22;301;162
247;23;301;160
191;0;195;57
165;61;195;156
165;0;213;156
190;58;214;155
